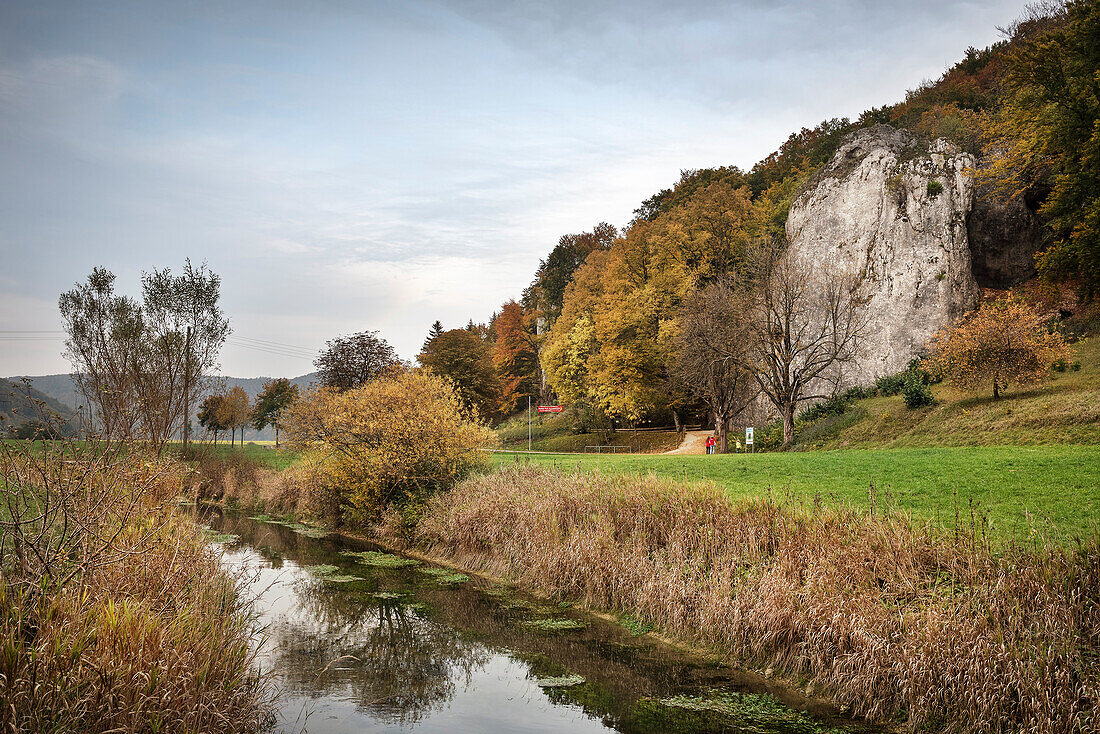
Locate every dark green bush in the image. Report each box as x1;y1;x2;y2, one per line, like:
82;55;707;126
902;378;935;409
927;180;944;197
875;373;908;396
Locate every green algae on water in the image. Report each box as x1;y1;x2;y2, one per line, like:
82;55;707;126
200;525;241;545
619;613;654;637
535;674;585;688
416;566;468;584
371;591;405;600
521;618;586;632
650;690;843;733
341;550;420;568
322;575;363;584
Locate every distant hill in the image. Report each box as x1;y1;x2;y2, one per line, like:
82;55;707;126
4;372;319;441
0;378;78;435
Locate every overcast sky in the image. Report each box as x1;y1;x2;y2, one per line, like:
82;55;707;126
1;0;1028;378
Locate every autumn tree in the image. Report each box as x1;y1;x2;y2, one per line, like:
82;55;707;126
741;248;866;448
983;0;1100;298
523;223;617;324
251;378;299;448
669;279;760;452
923;298;1072;398
283;371;493;523
198;393;230;445
314;330;400;391
491;301;539;415
418;328;500;422
224;386;251;445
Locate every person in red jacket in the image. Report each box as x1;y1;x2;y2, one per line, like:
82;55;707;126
705;436;715;455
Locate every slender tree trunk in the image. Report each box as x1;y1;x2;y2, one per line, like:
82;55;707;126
717;415;728;453
275;422;279;450
672;410;682;433
993;380;1000;399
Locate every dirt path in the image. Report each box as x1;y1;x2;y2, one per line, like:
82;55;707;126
664;430;712;455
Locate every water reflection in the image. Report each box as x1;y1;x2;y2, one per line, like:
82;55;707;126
208;511;868;734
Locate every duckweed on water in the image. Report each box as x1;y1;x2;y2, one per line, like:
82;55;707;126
416;567;468;584
371;592;404;600
200;526;241;545
535;674;586;688
521;618;586;632
619;614;654;637
651;690;842;733
341;550;420;568
304;565;362;583
322;575;364;584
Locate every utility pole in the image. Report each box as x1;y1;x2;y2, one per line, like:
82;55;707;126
528;395;532;452
183;325;192;451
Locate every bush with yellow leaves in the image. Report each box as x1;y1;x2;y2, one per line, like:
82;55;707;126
284;369;495;526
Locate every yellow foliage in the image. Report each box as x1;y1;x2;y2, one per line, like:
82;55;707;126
283;370;494;523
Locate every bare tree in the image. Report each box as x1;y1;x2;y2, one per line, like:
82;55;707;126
59;268;144;442
745;248;866;448
59;262;229;453
670;278;759;453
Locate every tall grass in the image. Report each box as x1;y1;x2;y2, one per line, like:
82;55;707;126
0;437;275;732
411;466;1100;732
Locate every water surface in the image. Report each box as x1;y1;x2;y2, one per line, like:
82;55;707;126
206;511;868;734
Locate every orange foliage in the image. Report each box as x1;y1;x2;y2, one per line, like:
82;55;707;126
923;299;1072;398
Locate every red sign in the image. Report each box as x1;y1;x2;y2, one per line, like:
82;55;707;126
537;405;564;413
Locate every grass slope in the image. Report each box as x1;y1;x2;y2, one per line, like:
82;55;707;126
494;445;1100;541
793;337;1100;450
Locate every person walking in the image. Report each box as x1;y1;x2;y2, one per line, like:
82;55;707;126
705;435;715;455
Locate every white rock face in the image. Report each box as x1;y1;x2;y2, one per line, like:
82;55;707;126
785;125;980;385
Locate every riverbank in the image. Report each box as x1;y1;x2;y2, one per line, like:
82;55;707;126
0;440;274;731
196;446;1100;731
392;466;1098;733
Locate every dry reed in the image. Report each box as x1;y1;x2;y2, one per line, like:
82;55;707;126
0;439;275;732
410;466;1100;733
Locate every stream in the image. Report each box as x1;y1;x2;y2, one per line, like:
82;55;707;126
203;510;871;734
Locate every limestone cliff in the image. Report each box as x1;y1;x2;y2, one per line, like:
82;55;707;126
785;125;980;384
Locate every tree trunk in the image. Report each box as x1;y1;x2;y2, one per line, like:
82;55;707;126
672;410;682;433
993;380;1000;399
717;415;728;453
782;403;795;449
275;422;280;450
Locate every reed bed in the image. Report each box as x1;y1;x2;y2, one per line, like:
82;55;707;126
0;440;275;732
411;466;1100;732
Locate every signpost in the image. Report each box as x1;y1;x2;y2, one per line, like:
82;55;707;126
745;426;754;453
537;405;564;413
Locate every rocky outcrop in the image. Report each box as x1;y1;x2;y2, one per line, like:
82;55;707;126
967;161;1050;288
785;125;980;384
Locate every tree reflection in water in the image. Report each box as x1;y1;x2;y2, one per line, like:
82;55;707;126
272;577;489;726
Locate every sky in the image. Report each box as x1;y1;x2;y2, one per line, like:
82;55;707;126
0;0;1030;378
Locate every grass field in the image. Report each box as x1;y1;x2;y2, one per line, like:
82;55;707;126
493;445;1100;541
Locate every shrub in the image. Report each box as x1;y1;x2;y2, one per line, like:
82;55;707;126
875;372;908;396
284;370;494;525
902;378;935;409
926;179;944;197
